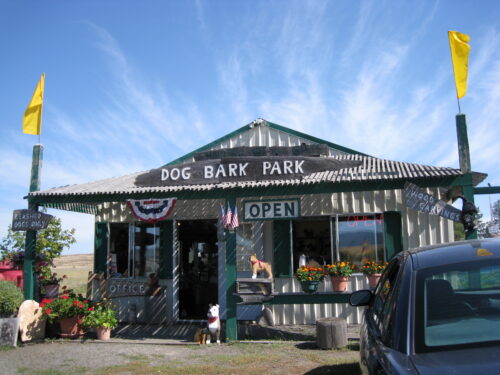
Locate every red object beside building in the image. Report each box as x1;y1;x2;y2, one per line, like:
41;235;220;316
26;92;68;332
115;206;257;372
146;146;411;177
0;261;23;289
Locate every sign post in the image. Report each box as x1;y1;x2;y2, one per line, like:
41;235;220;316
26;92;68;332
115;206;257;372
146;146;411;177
23;144;43;300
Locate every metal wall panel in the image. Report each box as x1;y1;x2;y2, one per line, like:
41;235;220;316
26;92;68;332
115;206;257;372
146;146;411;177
264;187;454;325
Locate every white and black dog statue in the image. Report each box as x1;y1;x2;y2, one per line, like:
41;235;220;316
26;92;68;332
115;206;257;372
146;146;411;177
206;304;221;344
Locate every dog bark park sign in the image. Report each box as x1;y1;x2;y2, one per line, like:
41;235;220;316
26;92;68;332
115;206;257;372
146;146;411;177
11;209;53;231
134;156;362;186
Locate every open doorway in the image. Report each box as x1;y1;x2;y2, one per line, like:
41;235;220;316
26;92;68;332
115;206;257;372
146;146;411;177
177;219;218;320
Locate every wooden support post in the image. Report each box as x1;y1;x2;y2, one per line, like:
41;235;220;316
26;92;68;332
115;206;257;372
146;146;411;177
23;144;43;300
225;197;238;341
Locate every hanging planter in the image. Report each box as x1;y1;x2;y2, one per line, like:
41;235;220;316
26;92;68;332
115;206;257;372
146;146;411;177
300;280;320;294
294;267;325;294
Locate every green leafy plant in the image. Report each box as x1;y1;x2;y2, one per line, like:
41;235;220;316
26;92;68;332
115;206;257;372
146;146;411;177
40;288;91;323
360;261;388;275
82;300;118;329
326;261;356;277
294;266;325;282
0;280;24;317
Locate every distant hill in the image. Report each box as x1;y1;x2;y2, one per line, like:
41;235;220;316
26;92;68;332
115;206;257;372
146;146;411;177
52;254;93;295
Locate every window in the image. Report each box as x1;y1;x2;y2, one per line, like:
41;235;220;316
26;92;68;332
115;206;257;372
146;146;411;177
108;222;160;278
415;259;500;352
292;218;331;270
337;214;384;266
290;213;385;270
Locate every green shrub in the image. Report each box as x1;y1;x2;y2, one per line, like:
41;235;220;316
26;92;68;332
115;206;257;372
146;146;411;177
0;280;24;317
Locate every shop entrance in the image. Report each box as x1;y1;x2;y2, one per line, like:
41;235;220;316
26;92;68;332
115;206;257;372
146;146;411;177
177;219;218;320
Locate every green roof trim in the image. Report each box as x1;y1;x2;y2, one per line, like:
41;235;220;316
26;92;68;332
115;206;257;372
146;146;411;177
164;120;367;166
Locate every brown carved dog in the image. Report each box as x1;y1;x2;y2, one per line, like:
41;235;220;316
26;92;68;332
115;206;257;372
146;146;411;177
249;254;273;279
194;327;207;344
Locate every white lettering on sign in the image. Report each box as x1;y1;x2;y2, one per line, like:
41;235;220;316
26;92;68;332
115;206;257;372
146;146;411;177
161;167;191;181
244;200;300;220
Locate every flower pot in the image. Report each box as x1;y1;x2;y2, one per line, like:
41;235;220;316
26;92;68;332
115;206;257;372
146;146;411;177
44;283;59;298
330;276;349;292
96;327;111;340
300;280;320;293
367;273;382;288
59;316;85;338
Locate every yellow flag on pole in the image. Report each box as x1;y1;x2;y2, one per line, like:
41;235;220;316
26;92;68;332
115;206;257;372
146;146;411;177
23;73;45;135
448;31;470;99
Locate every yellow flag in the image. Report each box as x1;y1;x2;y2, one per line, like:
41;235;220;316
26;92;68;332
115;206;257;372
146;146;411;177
448;31;470;99
23;73;45;135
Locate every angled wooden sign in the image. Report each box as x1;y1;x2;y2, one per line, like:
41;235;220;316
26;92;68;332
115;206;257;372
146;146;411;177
135;156;362;187
403;182;462;222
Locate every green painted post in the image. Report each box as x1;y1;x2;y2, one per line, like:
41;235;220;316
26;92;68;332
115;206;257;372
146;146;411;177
23;144;43;300
225;197;238;341
455;114;477;240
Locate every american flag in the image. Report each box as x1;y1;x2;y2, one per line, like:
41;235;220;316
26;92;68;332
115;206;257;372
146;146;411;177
224;204;233;228
219;205;226;227
230;205;239;229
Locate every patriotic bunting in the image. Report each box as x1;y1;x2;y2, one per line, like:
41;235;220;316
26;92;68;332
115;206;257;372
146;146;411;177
127;198;176;223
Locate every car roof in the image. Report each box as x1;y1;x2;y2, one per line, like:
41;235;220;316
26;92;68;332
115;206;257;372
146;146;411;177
406;238;500;270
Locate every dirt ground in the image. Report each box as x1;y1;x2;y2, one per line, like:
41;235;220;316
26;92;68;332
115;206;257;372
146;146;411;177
0;339;361;375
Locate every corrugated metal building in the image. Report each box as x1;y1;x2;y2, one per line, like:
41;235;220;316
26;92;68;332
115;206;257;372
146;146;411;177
29;119;486;331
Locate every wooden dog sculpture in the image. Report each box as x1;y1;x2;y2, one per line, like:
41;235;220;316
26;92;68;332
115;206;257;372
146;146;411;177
249;254;273;279
193;304;221;344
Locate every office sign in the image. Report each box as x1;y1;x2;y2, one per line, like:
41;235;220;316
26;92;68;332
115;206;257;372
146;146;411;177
244;199;300;220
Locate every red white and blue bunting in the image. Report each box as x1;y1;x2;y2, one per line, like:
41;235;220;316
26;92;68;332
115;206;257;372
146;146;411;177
127;198;177;223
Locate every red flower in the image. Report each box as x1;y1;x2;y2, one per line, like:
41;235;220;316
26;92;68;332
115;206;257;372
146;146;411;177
45;308;52;315
77;319;83;325
83;300;88;303
88;307;94;311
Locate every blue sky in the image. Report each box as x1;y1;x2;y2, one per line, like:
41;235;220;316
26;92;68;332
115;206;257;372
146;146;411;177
1;1;499;255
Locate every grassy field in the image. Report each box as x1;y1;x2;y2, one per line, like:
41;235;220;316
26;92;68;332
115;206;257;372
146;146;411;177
51;253;93;295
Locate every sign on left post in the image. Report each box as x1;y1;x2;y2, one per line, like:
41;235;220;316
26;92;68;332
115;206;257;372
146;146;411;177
12;209;53;231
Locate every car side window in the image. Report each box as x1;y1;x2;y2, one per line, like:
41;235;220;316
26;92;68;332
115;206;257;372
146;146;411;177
370;258;401;341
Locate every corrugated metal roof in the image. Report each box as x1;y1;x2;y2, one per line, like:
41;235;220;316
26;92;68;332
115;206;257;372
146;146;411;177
29;155;476;198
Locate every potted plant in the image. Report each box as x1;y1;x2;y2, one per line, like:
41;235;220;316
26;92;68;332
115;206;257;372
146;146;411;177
294;266;325;293
326;261;356;292
40;270;66;298
0;280;24;346
82;299;118;340
40;288;92;338
361;261;388;288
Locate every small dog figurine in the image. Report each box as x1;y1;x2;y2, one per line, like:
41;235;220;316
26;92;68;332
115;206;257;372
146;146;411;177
250;254;273;279
193;327;207;344
206;304;221;344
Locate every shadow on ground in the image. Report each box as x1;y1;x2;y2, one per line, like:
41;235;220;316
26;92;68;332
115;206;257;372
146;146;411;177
303;363;362;375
